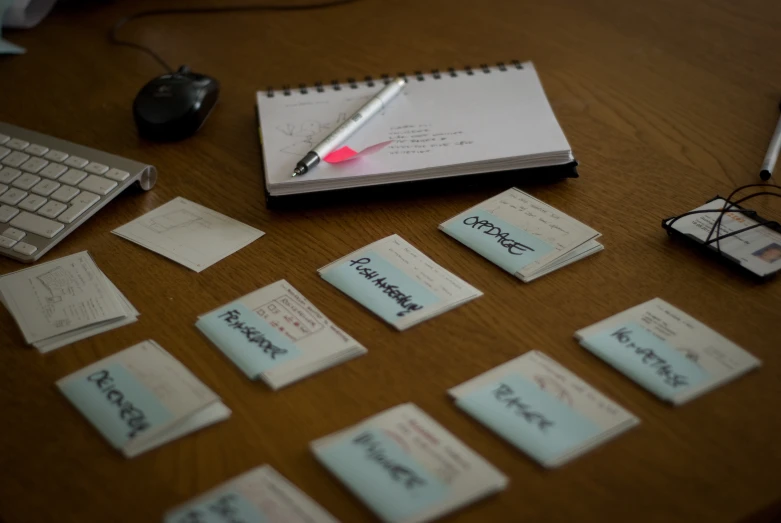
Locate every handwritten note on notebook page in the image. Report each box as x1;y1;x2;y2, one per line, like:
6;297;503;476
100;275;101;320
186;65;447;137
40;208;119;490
256;62;572;196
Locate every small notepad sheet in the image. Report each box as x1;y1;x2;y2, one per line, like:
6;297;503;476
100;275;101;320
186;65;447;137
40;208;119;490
57;340;231;458
440;188;602;282
318;235;482;330
449;351;639;468
164;464;337;523
196;279;367;389
664;197;781;278
311;403;508;523
113;197;265;272
575;298;761;405
0;251;138;352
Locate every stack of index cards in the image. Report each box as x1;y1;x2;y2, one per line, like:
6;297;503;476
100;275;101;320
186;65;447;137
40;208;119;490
440;188;603;282
449;351;639;468
575;298;761;405
0;251;138;352
57;340;231;458
311;403;508;523
164;465;337;523
196;280;367;389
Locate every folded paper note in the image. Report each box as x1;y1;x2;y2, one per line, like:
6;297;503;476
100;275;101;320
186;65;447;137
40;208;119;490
440;188;602;281
575;298;761;405
57;340;231;458
311;403;508;523
318;234;482;330
196;280;366;389
164;464;337;523
449;351;639;468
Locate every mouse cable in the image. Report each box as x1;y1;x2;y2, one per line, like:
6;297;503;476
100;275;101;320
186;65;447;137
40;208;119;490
109;0;364;73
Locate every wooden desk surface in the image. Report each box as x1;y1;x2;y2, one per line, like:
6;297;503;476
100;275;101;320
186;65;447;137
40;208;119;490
1;1;780;521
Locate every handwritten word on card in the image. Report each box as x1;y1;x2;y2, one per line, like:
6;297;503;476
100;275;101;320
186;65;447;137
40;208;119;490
59;363;173;448
442;208;554;274
321;250;440;324
457;374;601;464
582;321;710;400
316;428;448;522
165;491;268;523
197;302;302;378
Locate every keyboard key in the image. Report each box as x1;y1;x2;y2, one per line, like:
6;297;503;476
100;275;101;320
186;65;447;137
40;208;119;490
12;173;41;190
59;168;87;185
37;200;67;219
0;205;19;223
78;175;117;195
0;146;10;160
44;149;69;162
18;194;47;212
12;242;37;255
2;151;30;167
6;138;29;150
0;235;16;248
2;227;25;242
20;157;48;174
0;188;27;205
57;191;99;224
31;180;60;196
64;156;88;168
10;211;64;238
105;168;130;182
0;167;21;184
25;144;49;156
0;134;8;145
85;162;109;175
50;185;80;203
39;163;67;180
0;184;6;195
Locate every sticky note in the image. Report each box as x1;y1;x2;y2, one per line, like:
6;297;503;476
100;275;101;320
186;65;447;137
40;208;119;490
324;140;393;163
59;362;173;449
457;373;601;464
320;250;440;325
581;321;710;401
164;490;267;523
196;302;302;378
442;208;554;274
315;428;449;522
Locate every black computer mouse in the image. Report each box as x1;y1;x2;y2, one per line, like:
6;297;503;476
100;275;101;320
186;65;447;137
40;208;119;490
133;65;219;141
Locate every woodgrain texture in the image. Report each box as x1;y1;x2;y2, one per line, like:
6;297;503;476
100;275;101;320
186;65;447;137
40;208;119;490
1;0;780;522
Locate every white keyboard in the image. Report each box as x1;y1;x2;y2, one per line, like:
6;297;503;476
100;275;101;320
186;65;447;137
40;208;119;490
0;122;157;262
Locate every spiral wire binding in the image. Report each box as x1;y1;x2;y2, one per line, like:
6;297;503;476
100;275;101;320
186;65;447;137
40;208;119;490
664;183;781;256
262;60;526;97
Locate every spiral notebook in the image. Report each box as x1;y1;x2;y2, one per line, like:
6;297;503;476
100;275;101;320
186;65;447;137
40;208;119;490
256;61;576;202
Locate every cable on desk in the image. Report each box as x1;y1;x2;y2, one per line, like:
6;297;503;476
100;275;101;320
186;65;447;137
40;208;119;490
109;0;364;73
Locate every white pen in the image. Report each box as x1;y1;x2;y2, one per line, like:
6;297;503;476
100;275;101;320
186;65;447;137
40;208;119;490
291;77;406;177
760;99;781;181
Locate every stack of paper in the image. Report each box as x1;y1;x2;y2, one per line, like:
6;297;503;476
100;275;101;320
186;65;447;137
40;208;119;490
449;351;639;468
575;298;761;405
318;234;482;330
196;280;367;389
164;465;337;523
311;403;508;523
440;188;602;281
0;251;138;352
57;340;231;458
113;197;265;273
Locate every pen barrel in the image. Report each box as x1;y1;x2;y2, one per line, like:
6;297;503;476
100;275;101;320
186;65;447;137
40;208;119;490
761;114;781;172
312;78;406;158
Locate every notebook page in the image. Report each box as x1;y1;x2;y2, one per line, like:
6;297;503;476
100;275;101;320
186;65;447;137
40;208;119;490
257;62;571;188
